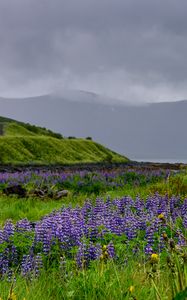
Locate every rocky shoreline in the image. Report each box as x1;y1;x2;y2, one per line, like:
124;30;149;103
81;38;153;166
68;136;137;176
0;161;185;173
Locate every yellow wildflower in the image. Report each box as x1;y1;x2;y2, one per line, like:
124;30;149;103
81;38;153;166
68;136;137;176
151;253;159;263
158;213;165;220
129;286;135;293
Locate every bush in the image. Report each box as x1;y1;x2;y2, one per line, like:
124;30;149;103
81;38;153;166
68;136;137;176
23;123;63;139
105;153;113;163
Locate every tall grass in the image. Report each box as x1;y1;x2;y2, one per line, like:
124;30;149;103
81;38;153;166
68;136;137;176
0;252;186;300
0;196;64;225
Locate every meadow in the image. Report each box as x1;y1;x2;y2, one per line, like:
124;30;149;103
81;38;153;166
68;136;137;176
0;165;186;299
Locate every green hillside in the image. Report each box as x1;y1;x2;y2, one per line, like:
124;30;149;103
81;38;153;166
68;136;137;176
0;117;63;139
0;117;128;164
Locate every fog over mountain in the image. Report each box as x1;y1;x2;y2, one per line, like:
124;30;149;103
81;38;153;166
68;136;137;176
0;90;186;161
1;0;187;105
1;1;187;161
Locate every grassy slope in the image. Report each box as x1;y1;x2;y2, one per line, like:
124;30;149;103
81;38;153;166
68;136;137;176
0;118;128;164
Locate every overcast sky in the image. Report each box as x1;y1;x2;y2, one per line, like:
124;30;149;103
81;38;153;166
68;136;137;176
0;0;187;103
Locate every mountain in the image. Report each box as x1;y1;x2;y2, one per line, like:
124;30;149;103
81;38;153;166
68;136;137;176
0;116;128;164
0;90;187;160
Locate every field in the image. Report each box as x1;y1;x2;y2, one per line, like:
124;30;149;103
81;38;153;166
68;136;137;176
0;164;187;299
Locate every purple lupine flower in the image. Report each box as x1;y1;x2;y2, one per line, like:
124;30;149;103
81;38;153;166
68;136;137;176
3;220;14;241
0;252;9;276
107;242;115;258
145;244;153;255
16;219;32;232
21;254;34;277
76;243;88;269
34;253;43;277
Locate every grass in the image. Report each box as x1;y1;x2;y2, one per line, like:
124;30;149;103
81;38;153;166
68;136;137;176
0;196;63;225
0;169;186;300
0;262;163;299
0;136;127;164
0;253;186;300
0;117;128;164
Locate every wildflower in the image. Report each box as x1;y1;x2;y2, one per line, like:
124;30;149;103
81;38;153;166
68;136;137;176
103;251;108;259
145;244;153;255
100;244;110;261
103;251;108;257
129;286;135;293
158;213;165;221
151;253;159;263
107;242;115;258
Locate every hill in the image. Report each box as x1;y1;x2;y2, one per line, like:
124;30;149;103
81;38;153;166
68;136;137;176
0;117;128;164
0;90;187;160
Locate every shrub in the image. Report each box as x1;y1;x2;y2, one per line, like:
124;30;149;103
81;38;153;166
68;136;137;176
105;153;113;163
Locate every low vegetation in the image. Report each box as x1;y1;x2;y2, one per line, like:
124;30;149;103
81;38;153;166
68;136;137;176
0;166;186;299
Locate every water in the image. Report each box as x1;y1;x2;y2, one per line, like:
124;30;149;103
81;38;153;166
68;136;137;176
133;158;187;164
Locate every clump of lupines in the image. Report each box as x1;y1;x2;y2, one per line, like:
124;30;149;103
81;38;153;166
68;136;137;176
0;194;186;278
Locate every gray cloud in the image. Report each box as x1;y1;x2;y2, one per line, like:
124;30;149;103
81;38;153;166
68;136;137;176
0;0;187;102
